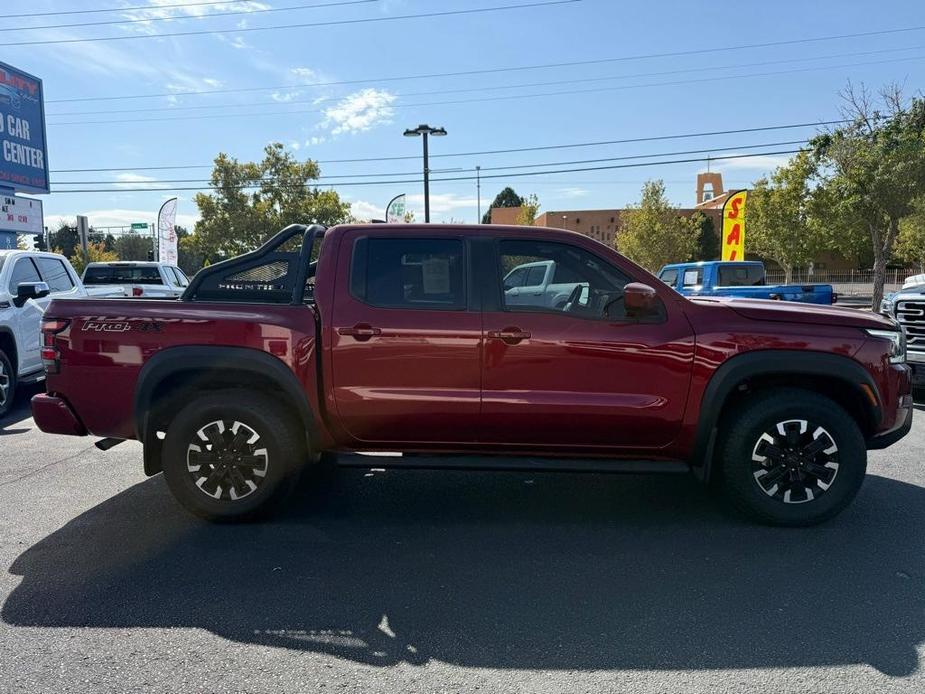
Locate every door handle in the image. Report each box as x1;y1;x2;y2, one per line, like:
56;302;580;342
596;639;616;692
487;327;531;344
338;324;382;341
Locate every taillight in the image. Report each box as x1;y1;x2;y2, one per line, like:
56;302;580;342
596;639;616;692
40;318;70;374
132;287;144;297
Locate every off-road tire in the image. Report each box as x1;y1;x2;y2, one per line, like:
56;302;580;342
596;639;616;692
719;388;866;526
161;389;306;521
0;349;16;419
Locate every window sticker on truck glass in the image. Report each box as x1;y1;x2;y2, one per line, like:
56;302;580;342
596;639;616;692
683;269;702;287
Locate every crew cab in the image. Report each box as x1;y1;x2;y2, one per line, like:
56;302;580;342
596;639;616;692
0;250;122;417
31;224;912;526
82;261;189;299
658;260;836;304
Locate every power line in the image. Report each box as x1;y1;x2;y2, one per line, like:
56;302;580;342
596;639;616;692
45;45;924;117
50;140;810;185
4;0;581;46
49;119;846;172
44;23;925;103
46;54;925;126
0;0;378;32
44;149;802;192
0;0;261;19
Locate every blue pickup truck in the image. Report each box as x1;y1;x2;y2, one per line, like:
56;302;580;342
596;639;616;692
657;261;836;305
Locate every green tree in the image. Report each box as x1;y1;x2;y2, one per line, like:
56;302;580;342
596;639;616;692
193;143;351;258
48;221;78;259
746;151;821;283
617;180;698;272
895;197;925;271
514;193;541;226
691;212;719;261
481;186;522;224
811;84;925;307
114;233;152;261
64;242;117;275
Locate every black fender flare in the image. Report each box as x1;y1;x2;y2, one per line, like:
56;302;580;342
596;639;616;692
134;345;319;459
691;349;881;476
0;326;19;368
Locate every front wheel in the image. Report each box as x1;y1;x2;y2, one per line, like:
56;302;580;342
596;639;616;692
0;349;15;419
718;388;866;526
161;390;306;521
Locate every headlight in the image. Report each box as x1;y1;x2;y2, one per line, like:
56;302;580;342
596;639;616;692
866;328;906;364
879;299;893;315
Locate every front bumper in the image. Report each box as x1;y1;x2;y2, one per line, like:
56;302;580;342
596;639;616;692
867;393;914;450
908;351;925;386
31;393;88;437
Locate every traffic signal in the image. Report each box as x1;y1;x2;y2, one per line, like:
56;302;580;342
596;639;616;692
33;234;47;251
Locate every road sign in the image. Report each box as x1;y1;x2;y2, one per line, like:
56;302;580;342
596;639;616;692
0;61;49;195
0;193;42;234
131;222;148;230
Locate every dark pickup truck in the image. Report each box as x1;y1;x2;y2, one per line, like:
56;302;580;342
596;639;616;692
32;223;913;526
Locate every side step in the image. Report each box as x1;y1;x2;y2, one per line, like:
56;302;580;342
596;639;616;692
337;453;689;475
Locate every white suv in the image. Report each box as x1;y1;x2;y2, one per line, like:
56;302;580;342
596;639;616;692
82;261;189;299
0;250;122;417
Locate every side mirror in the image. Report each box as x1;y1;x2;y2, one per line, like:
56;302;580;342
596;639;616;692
13;281;50;308
623;282;658;318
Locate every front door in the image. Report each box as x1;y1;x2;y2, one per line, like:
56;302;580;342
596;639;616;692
330;232;482;446
480;238;695;453
7;257;47;375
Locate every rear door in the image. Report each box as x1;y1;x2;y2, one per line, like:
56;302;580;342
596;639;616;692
6;256;44;374
480;237;695;452
329;230;482;445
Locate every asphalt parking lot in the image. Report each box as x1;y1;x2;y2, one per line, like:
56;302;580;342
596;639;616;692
1;383;924;693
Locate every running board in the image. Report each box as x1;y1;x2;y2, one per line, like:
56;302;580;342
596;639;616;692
337;454;689;475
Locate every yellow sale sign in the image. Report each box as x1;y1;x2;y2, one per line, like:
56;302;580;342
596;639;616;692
721;190;748;261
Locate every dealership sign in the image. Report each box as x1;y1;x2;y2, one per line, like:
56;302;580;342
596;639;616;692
0;61;49;195
721;190;747;261
1;193;43;233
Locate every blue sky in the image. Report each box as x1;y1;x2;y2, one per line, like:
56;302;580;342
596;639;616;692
2;0;924;230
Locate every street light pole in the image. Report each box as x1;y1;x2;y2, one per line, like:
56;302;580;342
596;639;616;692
404;124;447;223
476;165;481;224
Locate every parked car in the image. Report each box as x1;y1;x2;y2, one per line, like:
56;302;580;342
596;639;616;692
32;224;911;526
0;250;122;416
658;261;836;304
81;261;189;299
880;283;925;390
503;259;586;310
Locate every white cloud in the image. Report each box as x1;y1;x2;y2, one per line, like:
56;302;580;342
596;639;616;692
715;153;792;172
113;173;162;190
350;200;382;221
320;89;396;136
291;67;321;81
289;141;301;151
272;90;301;103
405;193;479;220
305;136;327;146
46;208;199;230
558;187;589;198
119;0;271;34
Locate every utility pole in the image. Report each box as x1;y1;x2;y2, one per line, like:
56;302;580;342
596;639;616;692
476;165;481;224
403;124;447;223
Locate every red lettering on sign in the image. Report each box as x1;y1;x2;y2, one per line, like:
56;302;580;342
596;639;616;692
728;197;742;218
725;223;741;245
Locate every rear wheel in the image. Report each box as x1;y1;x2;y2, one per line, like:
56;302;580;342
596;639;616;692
0;349;15;419
161;390;306;521
718;388;866;526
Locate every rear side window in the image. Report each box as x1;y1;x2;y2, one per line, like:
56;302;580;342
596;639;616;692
351;237;466;310
84;266;164;285
718;264;765;286
7;257;41;293
524;265;547;287
34;257;75;293
682;268;703;287
658;268;679;286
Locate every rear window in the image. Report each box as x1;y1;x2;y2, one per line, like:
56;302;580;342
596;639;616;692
84;266;164;285
717;264;765;286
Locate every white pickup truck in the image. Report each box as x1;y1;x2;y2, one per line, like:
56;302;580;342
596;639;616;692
82;261;189;299
0;250;123;416
503;259;587;310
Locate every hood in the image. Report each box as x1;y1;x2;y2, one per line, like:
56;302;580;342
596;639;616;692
691;296;896;330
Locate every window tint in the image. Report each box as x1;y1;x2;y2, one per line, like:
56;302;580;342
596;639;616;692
524;265;547;287
34;257;75;293
8;257;41;293
682;268;703;287
499;240;629;320
659;268;679;286
83;265;165;285
352;238;465;310
502;266;526;290
717;264;765;286
172;267;190;287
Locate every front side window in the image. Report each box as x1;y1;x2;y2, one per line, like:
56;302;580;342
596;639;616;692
352;237;466;310
659;268;679;286
34;257;75;293
172;267;190;287
8;257;41;294
499;240;629;320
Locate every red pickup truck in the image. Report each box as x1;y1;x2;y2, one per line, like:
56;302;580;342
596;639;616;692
31;223;913;526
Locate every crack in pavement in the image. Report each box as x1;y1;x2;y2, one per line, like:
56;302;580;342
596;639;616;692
0;444;99;489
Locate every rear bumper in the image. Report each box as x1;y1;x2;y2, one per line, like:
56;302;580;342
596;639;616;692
31;393;88;437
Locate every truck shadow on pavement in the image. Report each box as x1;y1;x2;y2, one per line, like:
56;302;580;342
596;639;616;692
0;383;42;436
3;466;924;676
